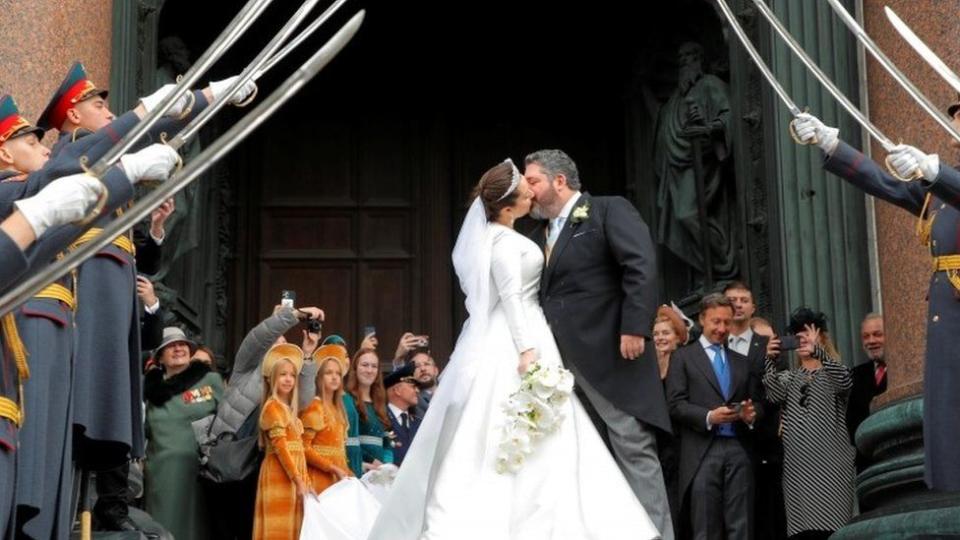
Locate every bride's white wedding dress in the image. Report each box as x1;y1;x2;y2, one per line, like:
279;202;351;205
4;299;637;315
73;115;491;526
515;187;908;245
361;209;660;540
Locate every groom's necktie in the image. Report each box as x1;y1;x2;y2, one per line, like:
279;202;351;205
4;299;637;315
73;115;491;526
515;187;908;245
545;217;565;262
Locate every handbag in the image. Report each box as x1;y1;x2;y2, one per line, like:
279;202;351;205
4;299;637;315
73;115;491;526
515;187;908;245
199;431;261;483
197;407;263;483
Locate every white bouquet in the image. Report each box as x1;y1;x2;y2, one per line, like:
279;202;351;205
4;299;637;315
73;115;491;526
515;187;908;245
495;362;575;474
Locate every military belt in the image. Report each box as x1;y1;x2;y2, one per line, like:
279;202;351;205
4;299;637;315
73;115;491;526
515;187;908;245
70;227;136;256
932;255;960;292
0;396;21;426
33;282;76;311
932;255;960;272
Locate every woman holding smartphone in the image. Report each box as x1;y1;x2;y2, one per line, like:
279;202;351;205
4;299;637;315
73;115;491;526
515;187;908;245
763;308;855;540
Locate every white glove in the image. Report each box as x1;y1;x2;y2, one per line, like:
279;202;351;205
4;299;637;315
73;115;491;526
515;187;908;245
14;174;104;237
888;144;940;181
209;75;257;105
140;84;193;117
119;144;180;184
792;113;840;154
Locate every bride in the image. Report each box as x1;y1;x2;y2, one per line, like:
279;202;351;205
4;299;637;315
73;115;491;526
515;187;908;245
364;159;660;539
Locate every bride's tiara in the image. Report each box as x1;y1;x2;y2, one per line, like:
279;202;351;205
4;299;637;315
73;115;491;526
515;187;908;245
497;158;522;201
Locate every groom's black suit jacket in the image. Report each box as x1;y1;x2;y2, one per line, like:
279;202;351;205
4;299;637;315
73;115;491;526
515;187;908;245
529;193;671;433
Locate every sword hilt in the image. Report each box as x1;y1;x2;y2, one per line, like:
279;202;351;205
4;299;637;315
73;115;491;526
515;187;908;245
233;82;258;108
174;75;196;120
884;153;924;182
788;108;818;146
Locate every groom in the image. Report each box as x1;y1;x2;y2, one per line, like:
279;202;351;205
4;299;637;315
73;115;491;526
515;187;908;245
525;149;674;539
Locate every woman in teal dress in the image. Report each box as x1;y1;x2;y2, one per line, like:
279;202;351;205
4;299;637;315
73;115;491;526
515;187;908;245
343;347;393;477
143;328;224;540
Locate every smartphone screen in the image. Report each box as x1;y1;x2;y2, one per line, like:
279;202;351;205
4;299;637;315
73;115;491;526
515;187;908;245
362;325;376;338
281;290;296;308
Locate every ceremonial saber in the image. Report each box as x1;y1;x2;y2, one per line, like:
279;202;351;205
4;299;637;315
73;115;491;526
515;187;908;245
0;11;366;317
69;0;274;225
169;0;347;149
83;0;274;178
885;6;960;97
259;0;350;79
825;0;960;146
713;0;812;143
750;0;919;181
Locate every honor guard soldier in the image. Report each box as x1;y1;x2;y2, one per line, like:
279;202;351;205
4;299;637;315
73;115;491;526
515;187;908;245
793;102;960;492
35;62;253;534
0;92;178;539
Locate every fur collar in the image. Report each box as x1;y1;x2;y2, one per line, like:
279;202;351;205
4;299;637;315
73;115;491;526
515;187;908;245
144;361;211;406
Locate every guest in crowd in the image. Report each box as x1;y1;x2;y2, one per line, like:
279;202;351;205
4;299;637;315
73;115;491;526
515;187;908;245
391;331;430;369
300;339;352;495
847;313;887;472
253;343;311;540
764;308;855;540
724;282;787;540
384;363;422;467
205;304;322;539
667;294;762;540
344;348;394;477
410;348;438;418
192;344;217;369
653;304;688;381
144;327;224;540
651;304;688;535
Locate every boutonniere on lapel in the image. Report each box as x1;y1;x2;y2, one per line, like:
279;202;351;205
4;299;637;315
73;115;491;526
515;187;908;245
570;201;591;224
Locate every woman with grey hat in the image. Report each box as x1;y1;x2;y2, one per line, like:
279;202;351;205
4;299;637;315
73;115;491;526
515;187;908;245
143;327;224;540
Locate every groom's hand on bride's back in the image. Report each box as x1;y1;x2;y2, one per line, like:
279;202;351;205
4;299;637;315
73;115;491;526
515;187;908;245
620;334;646;360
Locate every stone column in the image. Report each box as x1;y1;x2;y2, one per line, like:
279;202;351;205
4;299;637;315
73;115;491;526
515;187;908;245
0;0;113;143
835;1;960;537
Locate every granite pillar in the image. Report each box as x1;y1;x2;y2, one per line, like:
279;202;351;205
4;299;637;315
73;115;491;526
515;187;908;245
834;1;960;537
0;0;113;143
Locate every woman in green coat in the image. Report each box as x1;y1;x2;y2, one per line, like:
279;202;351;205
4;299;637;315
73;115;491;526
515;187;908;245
144;327;224;540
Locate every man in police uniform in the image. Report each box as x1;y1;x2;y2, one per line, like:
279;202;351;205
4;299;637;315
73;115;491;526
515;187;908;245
794;103;960;492
35;62;254;533
383;363;421;467
0;92;179;539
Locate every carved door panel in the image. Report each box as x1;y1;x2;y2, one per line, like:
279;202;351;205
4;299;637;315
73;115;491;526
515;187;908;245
243;117;423;360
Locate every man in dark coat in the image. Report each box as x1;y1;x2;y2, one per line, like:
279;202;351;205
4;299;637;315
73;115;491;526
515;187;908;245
666;294;762;540
723;282;786;540
793;109;960;491
847;313;887;472
525;149;674;539
384;363;422;467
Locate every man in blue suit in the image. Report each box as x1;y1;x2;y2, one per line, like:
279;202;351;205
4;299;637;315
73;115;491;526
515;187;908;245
384;364;422;467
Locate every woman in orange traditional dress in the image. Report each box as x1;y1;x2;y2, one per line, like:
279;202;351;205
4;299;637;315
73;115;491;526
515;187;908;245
300;341;352;494
253;343;311;540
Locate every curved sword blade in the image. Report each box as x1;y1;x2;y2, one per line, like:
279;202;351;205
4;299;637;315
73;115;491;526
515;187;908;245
751;0;896;150
885;5;960;96
0;11;367;317
823;0;960;145
715;0;801;116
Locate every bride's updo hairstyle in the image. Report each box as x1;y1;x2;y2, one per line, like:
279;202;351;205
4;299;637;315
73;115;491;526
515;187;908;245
471;161;521;221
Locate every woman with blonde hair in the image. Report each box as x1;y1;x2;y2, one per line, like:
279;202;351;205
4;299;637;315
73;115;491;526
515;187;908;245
253;343;311;540
764;308;854;539
300;340;353;495
343;347;394;477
